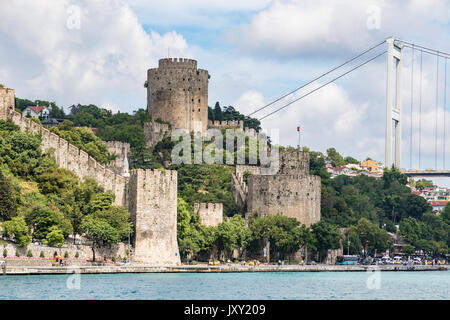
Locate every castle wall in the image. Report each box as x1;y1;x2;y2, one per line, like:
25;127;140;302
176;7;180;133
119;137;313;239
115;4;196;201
0;87;15;121
126;169;180;265
207;120;244;130
147;58;209;134
143;120;171;149
246;174;321;227
106;141;130;176
0;92;126;207
194;203;223;227
278;149;310;175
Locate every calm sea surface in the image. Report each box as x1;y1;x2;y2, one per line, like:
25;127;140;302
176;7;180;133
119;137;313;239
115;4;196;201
0;271;448;300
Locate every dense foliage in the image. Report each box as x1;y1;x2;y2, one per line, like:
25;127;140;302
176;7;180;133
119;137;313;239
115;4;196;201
0;120;132;260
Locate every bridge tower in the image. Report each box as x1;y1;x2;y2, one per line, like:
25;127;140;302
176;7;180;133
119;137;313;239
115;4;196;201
385;37;403;169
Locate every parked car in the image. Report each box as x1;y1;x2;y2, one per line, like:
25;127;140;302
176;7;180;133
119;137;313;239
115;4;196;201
393;256;403;265
381;256;393;264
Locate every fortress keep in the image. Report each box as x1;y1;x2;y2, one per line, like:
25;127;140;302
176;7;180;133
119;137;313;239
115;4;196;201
232;150;321;227
147;58;209;134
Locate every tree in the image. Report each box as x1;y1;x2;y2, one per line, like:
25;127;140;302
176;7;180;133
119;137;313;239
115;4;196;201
414;179;435;190
311;220;341;261
80;215;120;262
348;218;389;254
1;217;31;247
214;102;222;122
382;166;408;188
399;217;422;246
402;245;415;257
326;148;346;167
43;226;65;247
0;170;18;221
249;215;305;262
36;168;79;195
215;215;251;260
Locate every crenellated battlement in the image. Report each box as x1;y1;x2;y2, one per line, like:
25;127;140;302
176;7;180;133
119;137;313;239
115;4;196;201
158;58;197;69
194;203;223;227
129;168;177;182
148;57;209;134
0;87;15;121
207;120;244;129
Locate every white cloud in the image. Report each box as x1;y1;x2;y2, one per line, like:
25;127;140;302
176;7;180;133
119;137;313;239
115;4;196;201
234;90;265;115
127;0;271;27
0;0;188;112
228;0;450;58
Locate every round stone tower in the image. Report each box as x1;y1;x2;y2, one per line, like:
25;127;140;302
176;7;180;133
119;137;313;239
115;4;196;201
147;58;209;134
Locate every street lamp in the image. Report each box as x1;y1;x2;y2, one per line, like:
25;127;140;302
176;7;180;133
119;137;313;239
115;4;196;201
347;239;350;255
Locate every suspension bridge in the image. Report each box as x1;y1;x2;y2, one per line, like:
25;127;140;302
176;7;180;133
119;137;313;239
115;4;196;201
247;37;450;178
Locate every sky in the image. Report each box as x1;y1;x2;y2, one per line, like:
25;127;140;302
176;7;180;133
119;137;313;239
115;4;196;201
0;0;449;184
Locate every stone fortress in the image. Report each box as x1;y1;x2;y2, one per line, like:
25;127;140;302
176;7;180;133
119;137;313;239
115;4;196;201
147;58;209;134
0;57;320;264
0;87;179;265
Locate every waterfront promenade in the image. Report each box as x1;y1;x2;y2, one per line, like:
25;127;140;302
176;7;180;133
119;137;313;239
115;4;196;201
1;263;447;275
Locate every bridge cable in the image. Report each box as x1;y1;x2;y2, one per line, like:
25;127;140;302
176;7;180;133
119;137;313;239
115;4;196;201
410;45;414;169
246;40;386;117
435;53;439;170
444;58;447;169
419;50;423;169
397;40;450;59
258;51;387;121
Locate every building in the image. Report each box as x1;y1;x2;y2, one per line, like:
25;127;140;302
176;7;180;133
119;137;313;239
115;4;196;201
147;58;209;134
413;187;450;213
22;105;51;119
325;160;383;179
360;159;384;173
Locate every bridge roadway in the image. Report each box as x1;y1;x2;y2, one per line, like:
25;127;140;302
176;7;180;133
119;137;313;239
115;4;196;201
401;169;450;177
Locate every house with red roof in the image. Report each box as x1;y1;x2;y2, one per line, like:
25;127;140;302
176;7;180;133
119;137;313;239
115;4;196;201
22;105;51;119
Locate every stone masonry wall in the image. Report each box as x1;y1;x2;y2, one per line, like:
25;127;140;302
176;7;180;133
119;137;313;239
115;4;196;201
147;58;209;134
126;169;180;265
278;149;310;175
246;174;321;227
207;120;244;129
106;141;130;176
1;242;127;261
0;89;127;207
143;120;171;149
194;203;223;227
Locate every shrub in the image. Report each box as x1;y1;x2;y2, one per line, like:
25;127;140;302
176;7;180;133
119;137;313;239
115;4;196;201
3;248;7;258
111;256;116;262
40;251;45;258
75;251;79;258
15;250;20;257
104;254;107;261
64;251;69;258
27;249;33;257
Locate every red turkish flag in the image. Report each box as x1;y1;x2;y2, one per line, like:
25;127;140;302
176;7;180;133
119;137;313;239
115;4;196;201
297;126;300;132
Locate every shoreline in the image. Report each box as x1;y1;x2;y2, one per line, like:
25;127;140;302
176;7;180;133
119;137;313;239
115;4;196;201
1;264;448;275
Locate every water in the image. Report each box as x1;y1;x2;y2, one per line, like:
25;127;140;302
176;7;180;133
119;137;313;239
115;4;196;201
0;271;448;300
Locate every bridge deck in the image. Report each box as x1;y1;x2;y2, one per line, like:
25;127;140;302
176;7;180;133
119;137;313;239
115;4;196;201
401;170;450;177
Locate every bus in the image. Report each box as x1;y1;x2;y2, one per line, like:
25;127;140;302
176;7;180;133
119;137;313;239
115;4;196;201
336;255;358;265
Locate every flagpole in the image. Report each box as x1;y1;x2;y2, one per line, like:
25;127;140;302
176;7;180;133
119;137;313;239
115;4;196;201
297;126;301;151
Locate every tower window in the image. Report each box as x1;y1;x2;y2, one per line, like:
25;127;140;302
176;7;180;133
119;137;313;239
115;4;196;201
198;99;201;103
198;108;200;112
